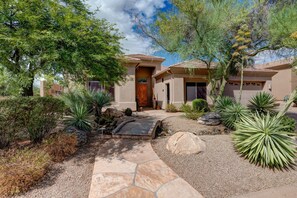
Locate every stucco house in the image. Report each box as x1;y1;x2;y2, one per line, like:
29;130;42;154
256;58;295;101
87;54;294;111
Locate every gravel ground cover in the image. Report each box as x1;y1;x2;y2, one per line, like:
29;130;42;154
13;136;105;198
153;116;297;198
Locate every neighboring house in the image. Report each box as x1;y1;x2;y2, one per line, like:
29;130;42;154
257;58;295;101
108;54;282;111
40;80;64;96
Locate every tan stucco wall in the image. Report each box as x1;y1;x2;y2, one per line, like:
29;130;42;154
154;75;173;109
271;68;291;100
153;74;212;109
114;66;137;111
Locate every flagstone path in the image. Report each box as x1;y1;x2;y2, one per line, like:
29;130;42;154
88;139;203;198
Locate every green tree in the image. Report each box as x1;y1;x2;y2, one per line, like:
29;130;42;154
0;0;126;96
140;0;296;101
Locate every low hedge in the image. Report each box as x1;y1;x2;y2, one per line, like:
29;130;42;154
192;99;209;112
0;97;64;147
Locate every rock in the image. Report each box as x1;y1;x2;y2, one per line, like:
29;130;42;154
166;132;206;155
197;112;221;126
103;108;124;118
66;127;88;146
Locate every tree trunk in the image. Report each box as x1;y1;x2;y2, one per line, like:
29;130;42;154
218;77;227;98
22;78;34;96
238;64;244;103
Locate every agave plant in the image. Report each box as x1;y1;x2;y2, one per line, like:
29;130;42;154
221;103;249;129
91;91;112;119
233;113;296;169
214;96;234;113
64;103;92;132
248;92;276;114
60;89;93;111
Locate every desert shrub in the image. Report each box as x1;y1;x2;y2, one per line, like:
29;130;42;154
0;148;51;196
179;104;192;112
214;96;234;113
192;99;208;112
0;97;64;146
233;113;296;169
61;89;112;124
185;111;204;120
221;103;250;129
124;108;133;116
280;115;296;133
43;133;77;162
91;91;112;121
165;104;178;112
248;92;276;114
64;103;92;132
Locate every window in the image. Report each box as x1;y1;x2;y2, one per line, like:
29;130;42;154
88;81;115;99
186;82;206;101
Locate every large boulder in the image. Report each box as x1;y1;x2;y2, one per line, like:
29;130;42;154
103;108;124;118
197;112;221;126
166;132;206;155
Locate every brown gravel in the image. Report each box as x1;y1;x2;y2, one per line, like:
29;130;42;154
13;136;105;198
152;135;297;198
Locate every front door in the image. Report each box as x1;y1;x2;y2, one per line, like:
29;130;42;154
137;83;148;107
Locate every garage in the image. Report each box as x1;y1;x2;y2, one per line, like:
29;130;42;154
223;81;264;105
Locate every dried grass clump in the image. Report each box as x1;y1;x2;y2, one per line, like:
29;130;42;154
43;133;77;162
0;148;51;196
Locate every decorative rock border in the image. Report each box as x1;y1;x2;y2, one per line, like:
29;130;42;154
89;139;203;198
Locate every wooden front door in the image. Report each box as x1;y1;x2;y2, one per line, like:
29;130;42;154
137;83;148;107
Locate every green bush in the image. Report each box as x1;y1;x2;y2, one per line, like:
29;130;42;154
192;99;208;112
233;113;296;169
248;92;276;114
221;103;249;129
214;96;234;113
64;103;92;132
280;115;296;133
0;97;64;146
165;104;178;112
179;104;192;112
124;108;133;116
185;111;204;120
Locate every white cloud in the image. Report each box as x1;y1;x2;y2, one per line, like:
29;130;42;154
86;0;166;54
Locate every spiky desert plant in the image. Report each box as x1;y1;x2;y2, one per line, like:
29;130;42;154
221;103;249;129
91;91;112;119
233;113;296;169
248;92;276;114
214;96;234;113
64;103;92;132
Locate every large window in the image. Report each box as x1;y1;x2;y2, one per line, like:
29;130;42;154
186;82;206;101
88;81;115;99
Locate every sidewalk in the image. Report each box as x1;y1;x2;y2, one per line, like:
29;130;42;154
88;139;203;198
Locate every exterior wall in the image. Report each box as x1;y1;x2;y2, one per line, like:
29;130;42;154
153;74;212;109
224;76;273;105
172;76;184;108
154;75;173;109
114;66;137;111
291;70;297;92
271;68;291;100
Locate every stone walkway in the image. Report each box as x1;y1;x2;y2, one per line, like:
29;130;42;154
88;139;203;198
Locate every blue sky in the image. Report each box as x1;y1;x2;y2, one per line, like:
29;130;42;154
86;0;293;67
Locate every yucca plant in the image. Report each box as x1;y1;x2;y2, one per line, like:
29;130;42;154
64;103;92;132
214;96;234;113
221;103;249;129
91;91;112;121
233;113;296;169
248;92;276;114
60;90;93;112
